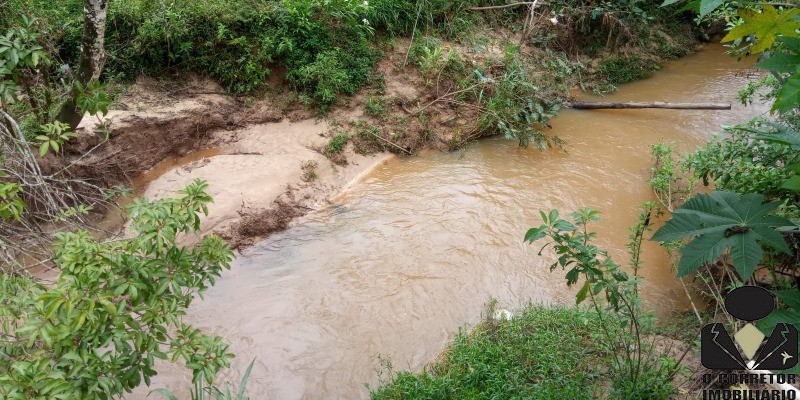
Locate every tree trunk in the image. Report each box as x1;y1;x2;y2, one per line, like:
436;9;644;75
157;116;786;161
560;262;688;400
55;0;109;130
570;101;731;110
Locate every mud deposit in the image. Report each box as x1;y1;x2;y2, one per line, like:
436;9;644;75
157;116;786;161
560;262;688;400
134;44;770;399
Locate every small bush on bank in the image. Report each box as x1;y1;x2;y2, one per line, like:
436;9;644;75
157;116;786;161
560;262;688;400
370;305;610;399
597;55;660;85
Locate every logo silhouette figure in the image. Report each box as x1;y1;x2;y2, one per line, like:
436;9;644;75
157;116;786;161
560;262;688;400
701;286;798;370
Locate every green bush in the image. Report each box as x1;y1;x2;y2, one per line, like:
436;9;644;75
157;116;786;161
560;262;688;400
683;121;799;200
597;55;659;85
473;46;564;148
328;132;349;153
0;180;234;399
369;305;605;399
16;0;379;106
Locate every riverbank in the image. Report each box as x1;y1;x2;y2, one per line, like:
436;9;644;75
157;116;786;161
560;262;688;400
66;21;703;248
68;76;393;247
369;303;697;399
129;42;768;399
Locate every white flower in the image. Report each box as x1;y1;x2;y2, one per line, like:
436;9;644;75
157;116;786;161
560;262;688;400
549;16;558;25
362;18;369;25
363;0;368;7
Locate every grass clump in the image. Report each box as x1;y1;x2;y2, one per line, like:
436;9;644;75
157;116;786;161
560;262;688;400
300;159;318;182
369;305;605;399
597;55;660;85
328;132;350;154
364;95;388;119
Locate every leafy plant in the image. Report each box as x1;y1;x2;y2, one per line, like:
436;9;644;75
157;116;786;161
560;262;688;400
651;191;793;278
151;359;256;400
75;80;111;117
526;204;683;399
721;5;800;54
327;131;349;154
683;121;799;200
0;179;235;399
364;95;387;118
0;15;53;123
411;40;463;84
650;141;696;212
473;46;564;148
35;121;75;156
369;305;607;399
596;55;658;85
0;179;24;221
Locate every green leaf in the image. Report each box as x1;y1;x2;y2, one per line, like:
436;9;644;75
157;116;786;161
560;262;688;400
238;358;256;398
782;175;800;190
652;191;793;278
774;290;800;311
548;209;559;224
575;279;590;304
722;6;800;53
779;36;800;53
756;51;800;73
728;230;761;278
524;226;547;243
676;232;730;276
148;388;179;400
774;73;800;112
39;141;49;157
754;123;800;147
699;0;724;18
553;219;576;231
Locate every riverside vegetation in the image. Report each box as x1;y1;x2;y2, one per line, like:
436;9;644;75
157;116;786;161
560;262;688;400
370;1;800;399
0;0;782;399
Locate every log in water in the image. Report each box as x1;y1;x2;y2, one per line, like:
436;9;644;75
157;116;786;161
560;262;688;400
570;101;731;110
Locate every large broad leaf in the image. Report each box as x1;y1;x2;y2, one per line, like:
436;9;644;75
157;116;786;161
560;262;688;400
651;191;793;278
783;175;800;190
779;36;800;53
756;51;800;73
753;122;800;147
774;72;800;112
722;6;800;53
699;0;725;18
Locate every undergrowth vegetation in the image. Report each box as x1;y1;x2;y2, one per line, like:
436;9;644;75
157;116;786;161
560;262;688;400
8;0;698;115
370;305;606;399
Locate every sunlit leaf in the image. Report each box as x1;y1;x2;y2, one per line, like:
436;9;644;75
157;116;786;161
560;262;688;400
722;6;800;53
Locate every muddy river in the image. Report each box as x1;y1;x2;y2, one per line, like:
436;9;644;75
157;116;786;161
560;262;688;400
140;43;770;399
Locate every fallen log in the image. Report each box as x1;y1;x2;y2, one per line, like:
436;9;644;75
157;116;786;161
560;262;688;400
570;101;731;110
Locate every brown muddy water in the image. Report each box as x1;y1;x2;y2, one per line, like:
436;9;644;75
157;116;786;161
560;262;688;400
140;43;771;399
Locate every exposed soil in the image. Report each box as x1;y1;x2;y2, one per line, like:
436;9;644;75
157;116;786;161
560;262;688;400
50;75;391;248
53;25;702;250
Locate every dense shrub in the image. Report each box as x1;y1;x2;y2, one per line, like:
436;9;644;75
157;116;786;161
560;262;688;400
369;306;605;399
597;55;659;85
683;121;800;201
13;0;379;107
